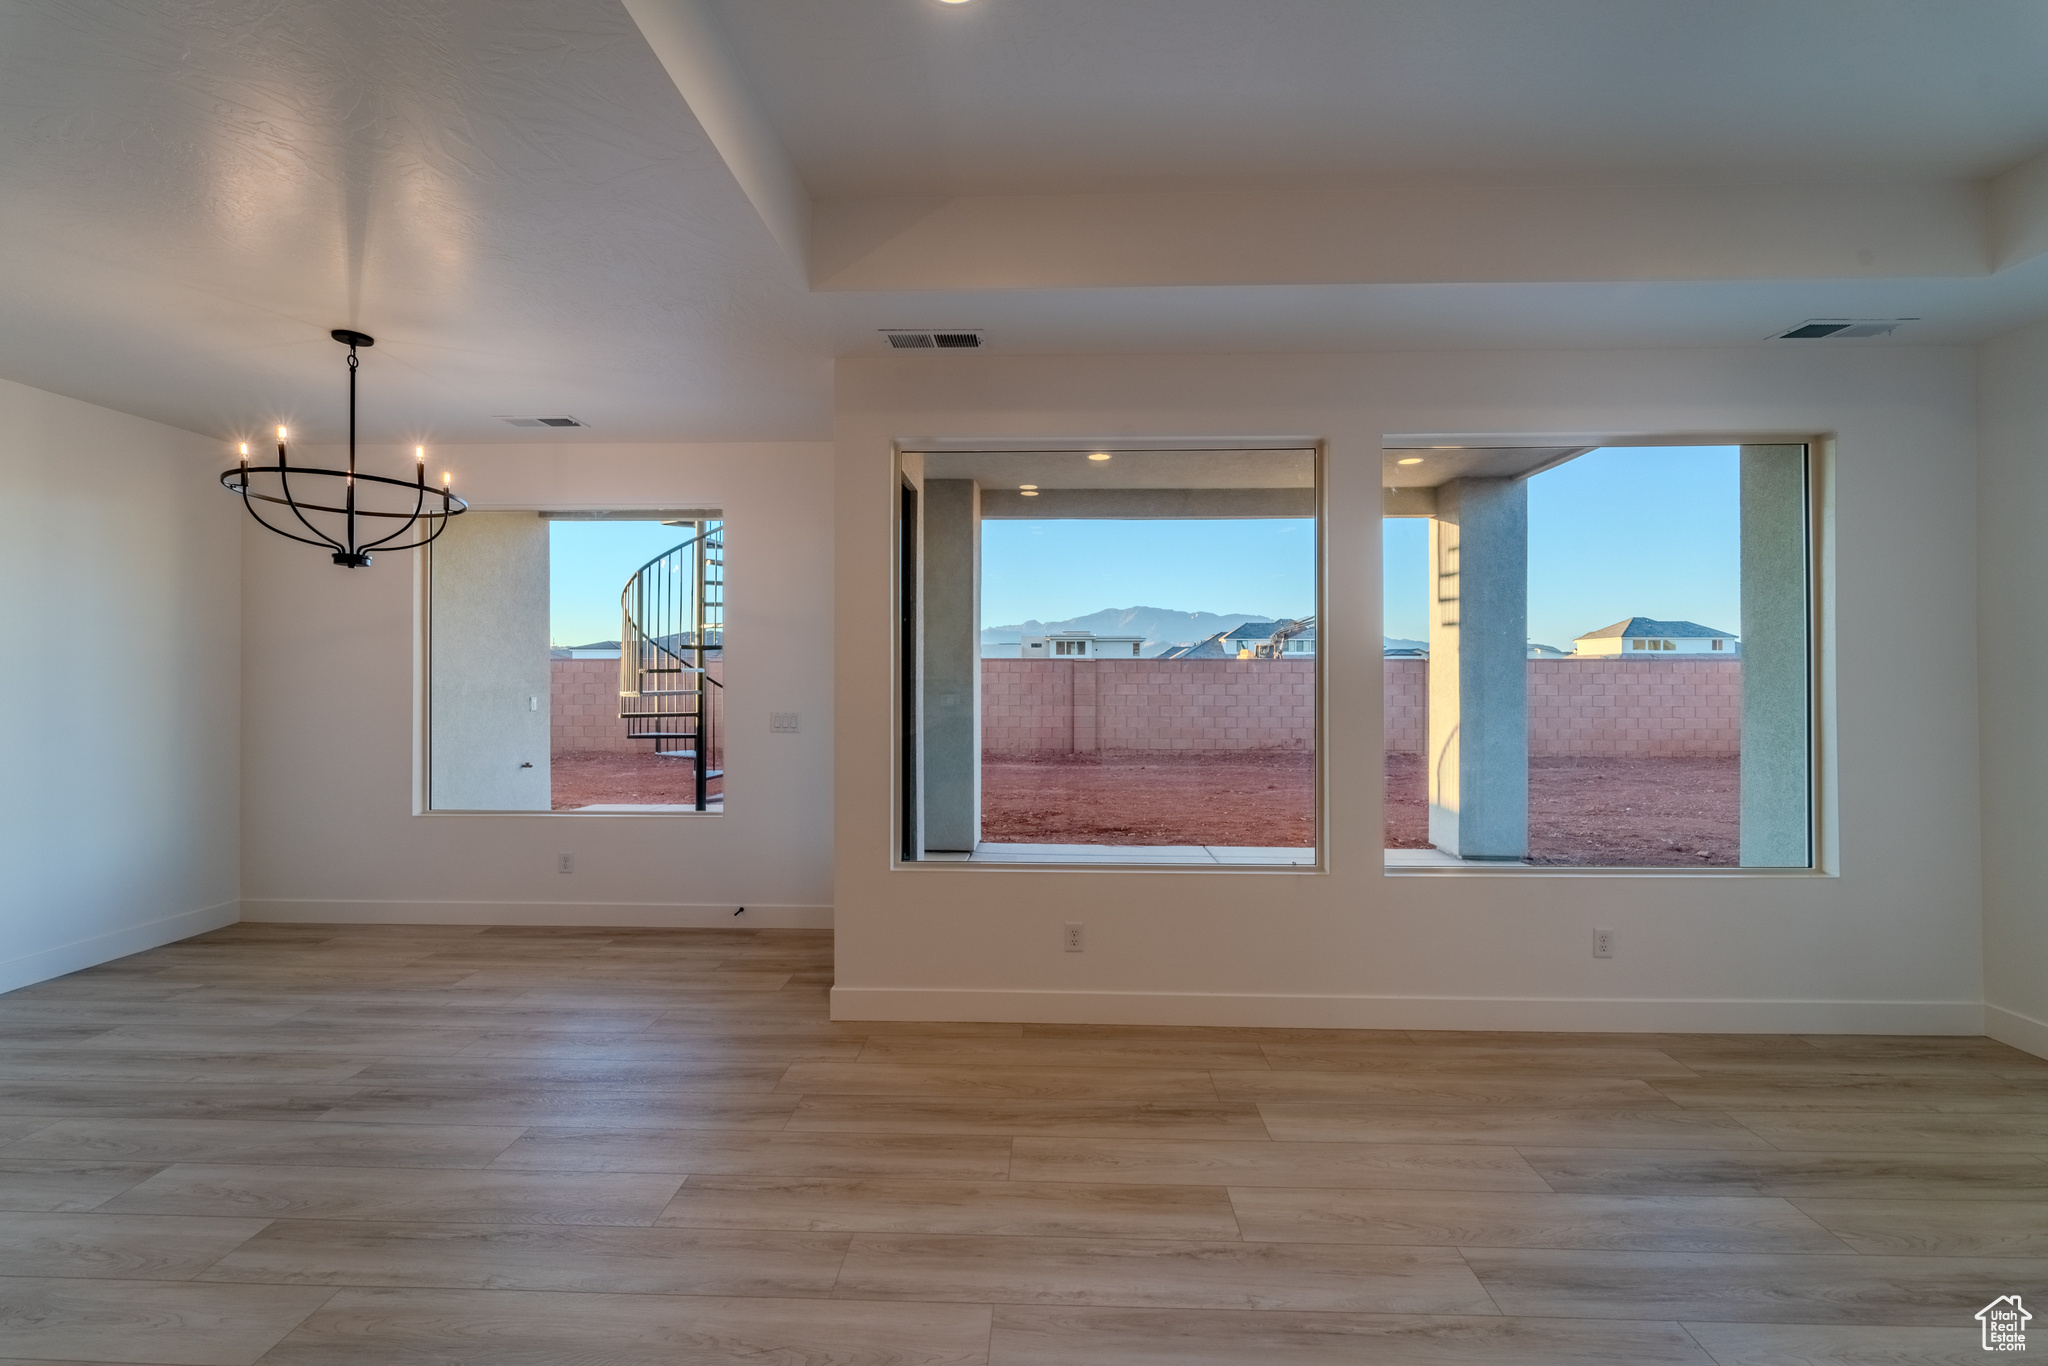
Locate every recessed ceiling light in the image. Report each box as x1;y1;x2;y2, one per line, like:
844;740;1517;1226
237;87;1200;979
1020;489;1039;496
937;0;974;5
1396;457;1424;465
1019;484;1037;490
1088;452;1111;461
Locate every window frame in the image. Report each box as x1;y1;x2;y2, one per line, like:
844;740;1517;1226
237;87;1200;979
1380;435;1829;878
418;504;729;820
890;440;1328;874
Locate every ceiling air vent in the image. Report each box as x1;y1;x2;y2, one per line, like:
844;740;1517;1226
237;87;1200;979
1773;318;1917;340
882;330;983;350
497;415;587;428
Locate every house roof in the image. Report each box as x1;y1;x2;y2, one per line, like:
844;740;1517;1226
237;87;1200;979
1222;621;1279;640
1163;633;1235;659
1576;617;1737;641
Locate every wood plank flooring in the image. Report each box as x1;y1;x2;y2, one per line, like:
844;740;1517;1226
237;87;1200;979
0;924;2039;1364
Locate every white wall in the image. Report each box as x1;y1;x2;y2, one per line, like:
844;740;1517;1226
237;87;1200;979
834;347;1985;1033
240;441;835;927
0;378;241;990
1979;321;2048;1056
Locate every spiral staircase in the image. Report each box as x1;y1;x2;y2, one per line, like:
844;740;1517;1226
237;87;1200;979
618;519;724;811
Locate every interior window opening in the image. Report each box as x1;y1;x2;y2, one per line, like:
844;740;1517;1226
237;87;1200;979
900;448;1318;868
427;510;725;814
1384;444;1810;870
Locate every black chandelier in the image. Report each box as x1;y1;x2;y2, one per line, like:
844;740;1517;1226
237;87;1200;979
222;329;466;567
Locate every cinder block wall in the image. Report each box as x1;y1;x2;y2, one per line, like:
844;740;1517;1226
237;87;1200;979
551;658;726;756
983;657;1741;757
1385;660;1427;752
984;659;1315;755
1527;657;1741;757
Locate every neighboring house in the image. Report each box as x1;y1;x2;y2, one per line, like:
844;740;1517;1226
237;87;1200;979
1017;631;1145;660
1572;617;1739;656
1259;617;1316;658
1220;621;1279;658
552;639;623;660
1383;647;1427;659
1528;642;1570;658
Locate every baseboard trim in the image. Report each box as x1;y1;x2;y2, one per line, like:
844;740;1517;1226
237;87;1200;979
830;986;1986;1035
1987;1004;2048;1060
0;900;240;995
240;899;833;929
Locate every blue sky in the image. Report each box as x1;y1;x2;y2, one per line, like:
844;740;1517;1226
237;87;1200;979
1384;446;1741;647
550;520;700;646
982;519;1316;626
555;448;1735;649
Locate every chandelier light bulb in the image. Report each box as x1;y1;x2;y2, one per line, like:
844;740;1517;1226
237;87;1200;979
276;425;288;440
415;445;425;463
442;471;451;485
1088;452;1111;461
238;442;249;459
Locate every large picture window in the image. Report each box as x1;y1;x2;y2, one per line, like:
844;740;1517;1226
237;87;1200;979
1384;444;1811;869
899;448;1319;868
427;510;725;814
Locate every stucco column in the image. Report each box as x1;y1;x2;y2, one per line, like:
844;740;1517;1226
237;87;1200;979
922;478;981;851
1427;477;1529;860
429;512;552;811
1739;445;1810;867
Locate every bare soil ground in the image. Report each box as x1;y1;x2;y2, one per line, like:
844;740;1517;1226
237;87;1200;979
981;751;1315;847
551;751;722;810
1383;751;1738;865
983;750;1739;864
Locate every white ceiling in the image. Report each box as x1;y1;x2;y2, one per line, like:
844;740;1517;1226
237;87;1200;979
920;449;1314;490
0;0;827;444
714;0;2048;195
2;0;2047;446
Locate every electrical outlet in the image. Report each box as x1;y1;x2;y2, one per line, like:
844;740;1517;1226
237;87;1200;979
1064;922;1084;953
558;853;575;875
1593;928;1615;959
770;711;801;733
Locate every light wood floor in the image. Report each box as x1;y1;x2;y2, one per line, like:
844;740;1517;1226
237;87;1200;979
0;924;2042;1365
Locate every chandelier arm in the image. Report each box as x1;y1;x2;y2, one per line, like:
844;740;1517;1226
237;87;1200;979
361;508;462;553
236;493;352;551
272;461;348;552
356;482;429;552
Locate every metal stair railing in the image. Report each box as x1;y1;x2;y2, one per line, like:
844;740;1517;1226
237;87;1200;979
618;520;724;811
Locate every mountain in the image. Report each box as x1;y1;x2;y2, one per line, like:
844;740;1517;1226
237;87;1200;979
983;607;1280;650
984;609;1438;657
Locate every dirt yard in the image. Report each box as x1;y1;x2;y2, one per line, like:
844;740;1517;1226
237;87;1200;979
1384;751;1739;865
981;751;1315;847
550;751;722;810
982;750;1739;864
